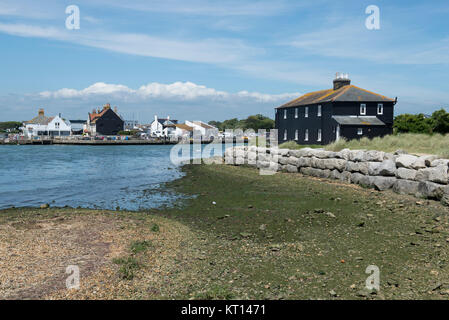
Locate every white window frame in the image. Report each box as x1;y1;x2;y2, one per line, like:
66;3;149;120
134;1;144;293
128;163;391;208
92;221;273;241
295;129;298;140
283;129;287;140
305;106;309;118
317;105;322;117
317;129;322;142
357;128;363;135
360;104;366;115
295;108;298;118
305;129;309;141
377;103;383;115
284;109;287;119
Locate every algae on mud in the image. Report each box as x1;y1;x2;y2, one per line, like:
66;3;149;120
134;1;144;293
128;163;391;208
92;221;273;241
1;164;449;299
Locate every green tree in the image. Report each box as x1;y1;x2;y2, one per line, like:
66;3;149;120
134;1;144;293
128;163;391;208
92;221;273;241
431;109;449;134
393;114;433;134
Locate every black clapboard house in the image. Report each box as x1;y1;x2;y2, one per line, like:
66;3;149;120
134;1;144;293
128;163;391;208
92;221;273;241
87;103;124;135
275;73;397;145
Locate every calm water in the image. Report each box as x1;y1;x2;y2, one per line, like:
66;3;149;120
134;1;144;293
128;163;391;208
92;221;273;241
0;144;225;210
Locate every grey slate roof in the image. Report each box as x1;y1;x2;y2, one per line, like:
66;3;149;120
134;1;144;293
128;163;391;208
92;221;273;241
332;116;386;126
277;85;395;108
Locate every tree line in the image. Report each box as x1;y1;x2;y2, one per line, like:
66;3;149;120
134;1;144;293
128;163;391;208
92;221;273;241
208;114;274;132
394;108;449;134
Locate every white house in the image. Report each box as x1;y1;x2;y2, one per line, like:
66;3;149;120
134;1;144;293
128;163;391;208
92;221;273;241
173;124;194;139
22;109;71;137
185;120;218;138
47;115;71;136
150;115;178;137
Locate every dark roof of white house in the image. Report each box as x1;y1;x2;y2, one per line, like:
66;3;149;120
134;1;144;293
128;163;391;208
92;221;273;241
332;115;386;126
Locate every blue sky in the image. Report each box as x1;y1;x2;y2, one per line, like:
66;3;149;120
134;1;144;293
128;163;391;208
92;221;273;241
0;0;448;122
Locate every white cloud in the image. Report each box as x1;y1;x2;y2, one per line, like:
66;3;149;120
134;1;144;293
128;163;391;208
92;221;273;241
38;81;299;103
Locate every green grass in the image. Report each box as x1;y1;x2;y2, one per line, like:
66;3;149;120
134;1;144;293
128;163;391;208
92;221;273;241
113;256;141;280
151;223;160;232
130;240;152;254
280;133;449;158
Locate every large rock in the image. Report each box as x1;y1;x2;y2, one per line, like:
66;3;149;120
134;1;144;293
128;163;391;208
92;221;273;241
415;165;448;184
235;149;246;158
287;156;300;166
371;176;396;191
278;156;288;165
430;159;449;167
351;173;373;187
297;157;312;167
286;164;298;173
247;152;257;161
417;181;444;199
396;168;417;180
348;150;366;162
256;160;270;169
396;155;418;169
300;167;330;179
330;169;342;180
323;159;347;171
368;160;396;176
393;180;420;196
340;171;352;183
235;157;245;165
364;150;385;162
411;157;427;169
346;161;369;175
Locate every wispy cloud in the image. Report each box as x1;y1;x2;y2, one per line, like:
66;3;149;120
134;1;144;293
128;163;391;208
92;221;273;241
94;0;290;16
0;22;262;64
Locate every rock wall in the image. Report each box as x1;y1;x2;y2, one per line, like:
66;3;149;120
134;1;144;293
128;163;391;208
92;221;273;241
224;146;449;206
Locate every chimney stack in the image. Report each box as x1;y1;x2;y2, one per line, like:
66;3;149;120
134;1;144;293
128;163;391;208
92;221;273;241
333;72;351;90
38;108;44;116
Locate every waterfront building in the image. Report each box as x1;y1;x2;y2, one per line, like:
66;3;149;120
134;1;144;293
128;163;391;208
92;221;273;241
149;115;178;137
275;73;397;145
85;103;124;136
184;120;218;139
22;109;71;137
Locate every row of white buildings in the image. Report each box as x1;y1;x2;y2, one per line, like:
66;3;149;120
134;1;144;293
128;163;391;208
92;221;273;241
21;108;218;139
142;115;218;139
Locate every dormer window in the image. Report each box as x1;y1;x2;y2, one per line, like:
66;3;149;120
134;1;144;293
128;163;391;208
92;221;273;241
360;104;366;115
284;109;287;119
377;103;383;115
317;105;322;117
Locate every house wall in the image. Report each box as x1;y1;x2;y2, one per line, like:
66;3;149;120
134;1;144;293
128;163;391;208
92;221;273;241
275;101;395;145
339;125;392;141
275;103;326;145
95;109;124;135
